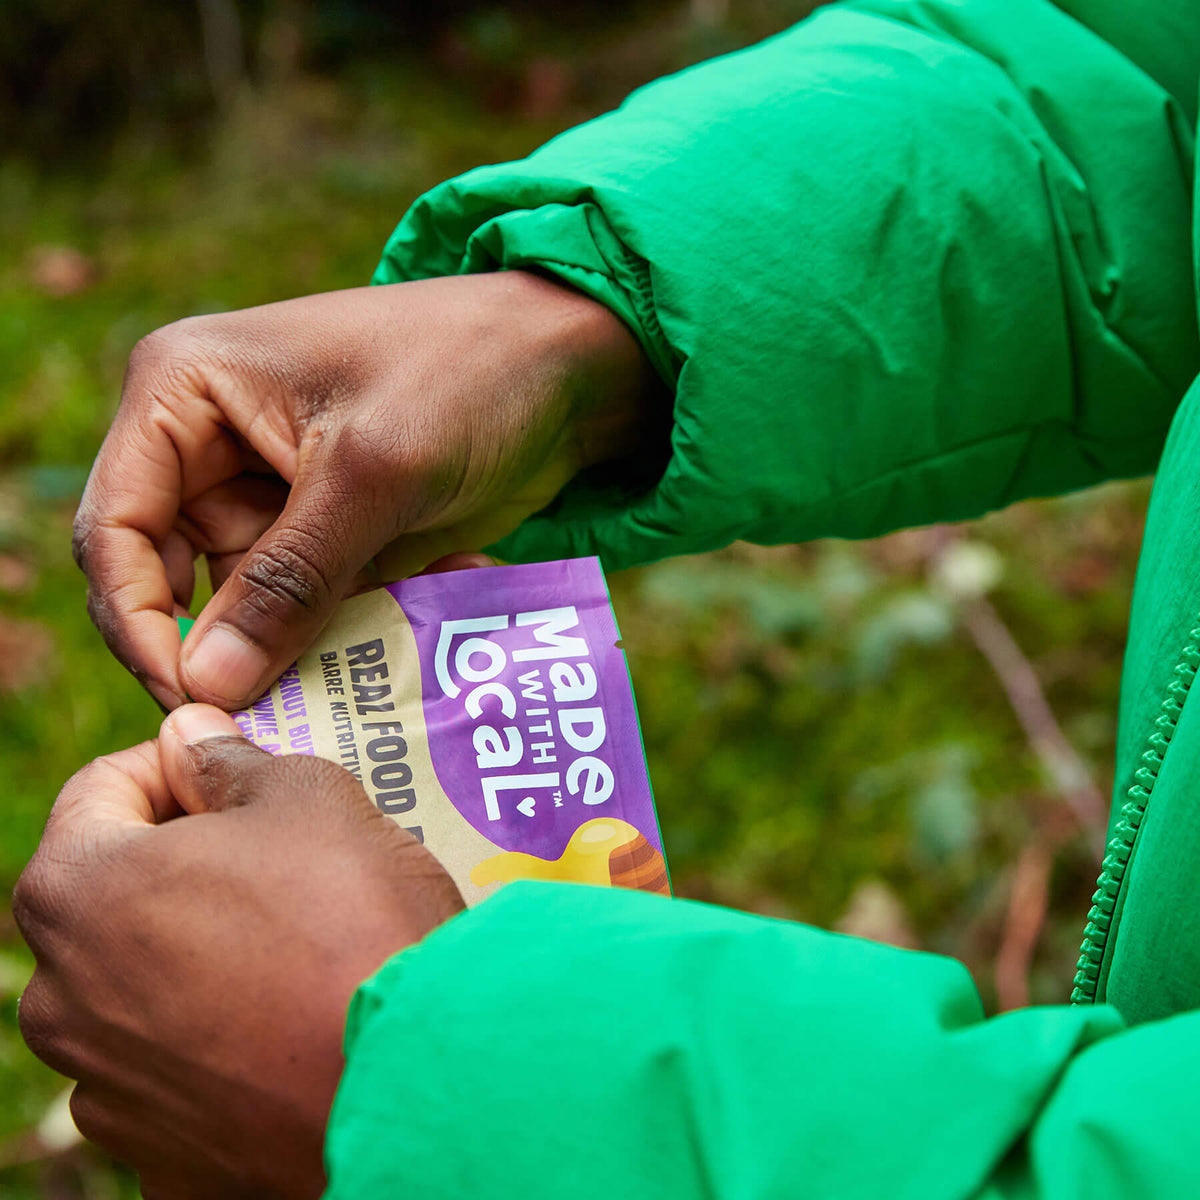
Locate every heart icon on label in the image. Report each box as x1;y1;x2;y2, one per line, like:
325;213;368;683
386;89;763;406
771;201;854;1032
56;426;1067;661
517;796;537;818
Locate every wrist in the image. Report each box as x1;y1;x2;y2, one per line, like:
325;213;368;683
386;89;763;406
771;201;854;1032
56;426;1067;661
505;269;668;474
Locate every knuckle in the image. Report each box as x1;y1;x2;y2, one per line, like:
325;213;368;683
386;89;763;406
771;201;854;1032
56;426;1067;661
70;509;95;573
78;582;132;670
83;583;112;639
11;859;60;945
126;329;177;379
67;1087;100;1140
17;975;67;1070
125;321;225;416
69;1086;120;1151
129;318;208;371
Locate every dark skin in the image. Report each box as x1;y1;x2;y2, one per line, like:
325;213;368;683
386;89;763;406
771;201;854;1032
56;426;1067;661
72;270;656;711
18;273;658;1193
16;703;465;1200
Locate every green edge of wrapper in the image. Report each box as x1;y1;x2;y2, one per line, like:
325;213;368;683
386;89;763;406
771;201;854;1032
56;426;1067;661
177;616;195;642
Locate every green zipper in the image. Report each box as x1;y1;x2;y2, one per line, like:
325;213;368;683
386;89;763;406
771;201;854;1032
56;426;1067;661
1072;622;1200;1003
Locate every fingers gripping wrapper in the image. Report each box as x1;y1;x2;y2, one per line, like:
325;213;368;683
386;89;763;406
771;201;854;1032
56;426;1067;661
181;559;666;904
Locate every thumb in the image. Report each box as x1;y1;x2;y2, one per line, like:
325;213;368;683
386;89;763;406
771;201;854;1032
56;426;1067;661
180;463;385;709
159;704;276;815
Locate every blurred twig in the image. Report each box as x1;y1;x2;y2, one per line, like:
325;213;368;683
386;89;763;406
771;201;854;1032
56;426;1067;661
959;597;1107;858
965;589;1106;1009
991;818;1075;1011
993;840;1050;1011
929;530;1108;1009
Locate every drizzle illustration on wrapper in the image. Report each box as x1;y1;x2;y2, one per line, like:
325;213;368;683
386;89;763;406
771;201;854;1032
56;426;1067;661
178;558;668;905
472;818;669;894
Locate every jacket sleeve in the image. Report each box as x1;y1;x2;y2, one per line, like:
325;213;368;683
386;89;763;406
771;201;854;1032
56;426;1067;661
321;882;1200;1199
373;0;1197;570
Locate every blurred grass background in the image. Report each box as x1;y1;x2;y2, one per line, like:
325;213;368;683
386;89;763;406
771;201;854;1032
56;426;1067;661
0;0;1149;1193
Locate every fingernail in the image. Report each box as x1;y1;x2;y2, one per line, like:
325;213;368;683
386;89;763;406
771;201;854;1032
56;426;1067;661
418;552;497;576
167;704;247;746
147;680;186;713
185;625;270;706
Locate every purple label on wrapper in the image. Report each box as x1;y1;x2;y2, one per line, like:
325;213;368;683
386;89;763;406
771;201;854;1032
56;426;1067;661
224;557;667;903
386;558;660;862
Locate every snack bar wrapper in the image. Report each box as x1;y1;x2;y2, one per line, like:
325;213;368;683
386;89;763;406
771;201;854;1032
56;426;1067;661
183;558;667;905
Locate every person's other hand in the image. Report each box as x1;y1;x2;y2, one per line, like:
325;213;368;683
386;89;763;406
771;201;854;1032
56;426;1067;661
14;704;464;1200
74;272;656;710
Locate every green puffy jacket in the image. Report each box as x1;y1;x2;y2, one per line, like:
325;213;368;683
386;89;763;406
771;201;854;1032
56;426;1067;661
325;1;1200;1195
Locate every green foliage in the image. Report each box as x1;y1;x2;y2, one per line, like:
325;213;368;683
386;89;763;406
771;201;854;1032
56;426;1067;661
606;487;1141;976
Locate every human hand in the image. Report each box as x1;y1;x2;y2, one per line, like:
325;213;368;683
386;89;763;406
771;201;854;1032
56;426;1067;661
14;704;464;1199
74;271;656;710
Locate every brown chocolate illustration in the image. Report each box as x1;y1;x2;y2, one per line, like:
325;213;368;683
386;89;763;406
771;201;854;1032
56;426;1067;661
471;817;670;895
